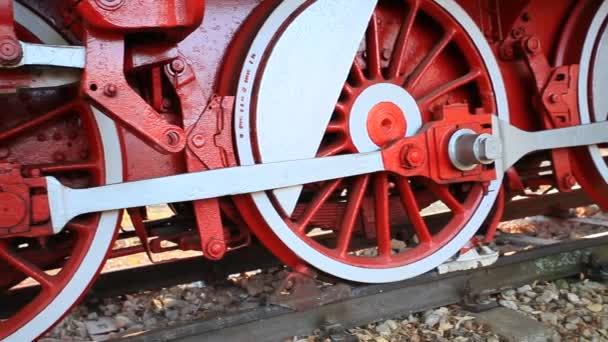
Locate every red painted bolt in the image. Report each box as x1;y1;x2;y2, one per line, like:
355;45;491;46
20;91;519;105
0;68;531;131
511;27;525;40
206;240;226;259
104;84;117;97
165;130;181;147
525;37;541;54
0;37;22;66
95;0;124;10
170;59;186;74
549;93;562;104
191;134;206;148
402;146;426;169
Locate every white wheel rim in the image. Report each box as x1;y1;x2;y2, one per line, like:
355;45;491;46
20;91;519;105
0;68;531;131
579;1;608;184
6;4;123;341
235;0;509;283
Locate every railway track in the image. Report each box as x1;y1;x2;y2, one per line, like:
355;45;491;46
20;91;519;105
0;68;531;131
116;232;608;342
1;189;590;313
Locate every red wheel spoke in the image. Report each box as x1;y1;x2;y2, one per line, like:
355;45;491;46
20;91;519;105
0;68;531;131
350;61;367;85
405;28;456;91
396;178;432;244
0;243;55;289
0;100;82;142
387;0;420;78
341;84;356;99
424;181;464;215
336;175;370;256
417;69;481;106
317;141;348;157
374;173;392;258
37;161;98;174
295;179;342;232
326;121;346;134
366;13;383;79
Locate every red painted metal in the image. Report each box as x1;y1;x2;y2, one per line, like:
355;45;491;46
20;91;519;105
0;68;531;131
382;104;496;184
0;0;21;66
75;0;204;41
228;0;500;270
3;0;608;338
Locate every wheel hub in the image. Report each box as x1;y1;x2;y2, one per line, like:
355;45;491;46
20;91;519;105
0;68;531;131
350;82;421;151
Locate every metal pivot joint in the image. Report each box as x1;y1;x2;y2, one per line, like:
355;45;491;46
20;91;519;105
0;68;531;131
449;129;503;171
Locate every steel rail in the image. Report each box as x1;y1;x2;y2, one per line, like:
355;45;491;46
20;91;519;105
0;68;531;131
0;189;591;318
118;234;608;342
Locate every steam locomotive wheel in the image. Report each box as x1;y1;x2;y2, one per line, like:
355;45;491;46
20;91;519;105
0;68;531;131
569;1;608;210
0;3;123;340
233;0;508;283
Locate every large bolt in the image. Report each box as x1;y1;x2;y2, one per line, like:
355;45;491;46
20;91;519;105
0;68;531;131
205;240;226;260
525;37;541;55
448;130;502;171
401;146;426;169
0;37;22;66
476;134;502;163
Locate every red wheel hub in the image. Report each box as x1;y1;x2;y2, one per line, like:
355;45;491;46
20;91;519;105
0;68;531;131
366;102;407;147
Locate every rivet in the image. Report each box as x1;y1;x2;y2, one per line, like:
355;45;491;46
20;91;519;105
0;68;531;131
104;84;117;97
191;134;206;148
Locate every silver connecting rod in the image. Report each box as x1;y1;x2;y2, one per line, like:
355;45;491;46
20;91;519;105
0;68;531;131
46;118;608;233
493;117;608;172
47;152;385;232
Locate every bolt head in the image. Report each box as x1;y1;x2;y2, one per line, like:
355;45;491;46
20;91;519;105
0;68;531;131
0;37;22;66
104;84;117;97
525;37;541;54
549;93;562;104
478;135;502;162
402;146;425;169
206;240;225;259
191;134;206;148
170;59;186;74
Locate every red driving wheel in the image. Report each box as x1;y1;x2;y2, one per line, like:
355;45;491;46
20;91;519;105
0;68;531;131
226;0;508;282
0;2;123;340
